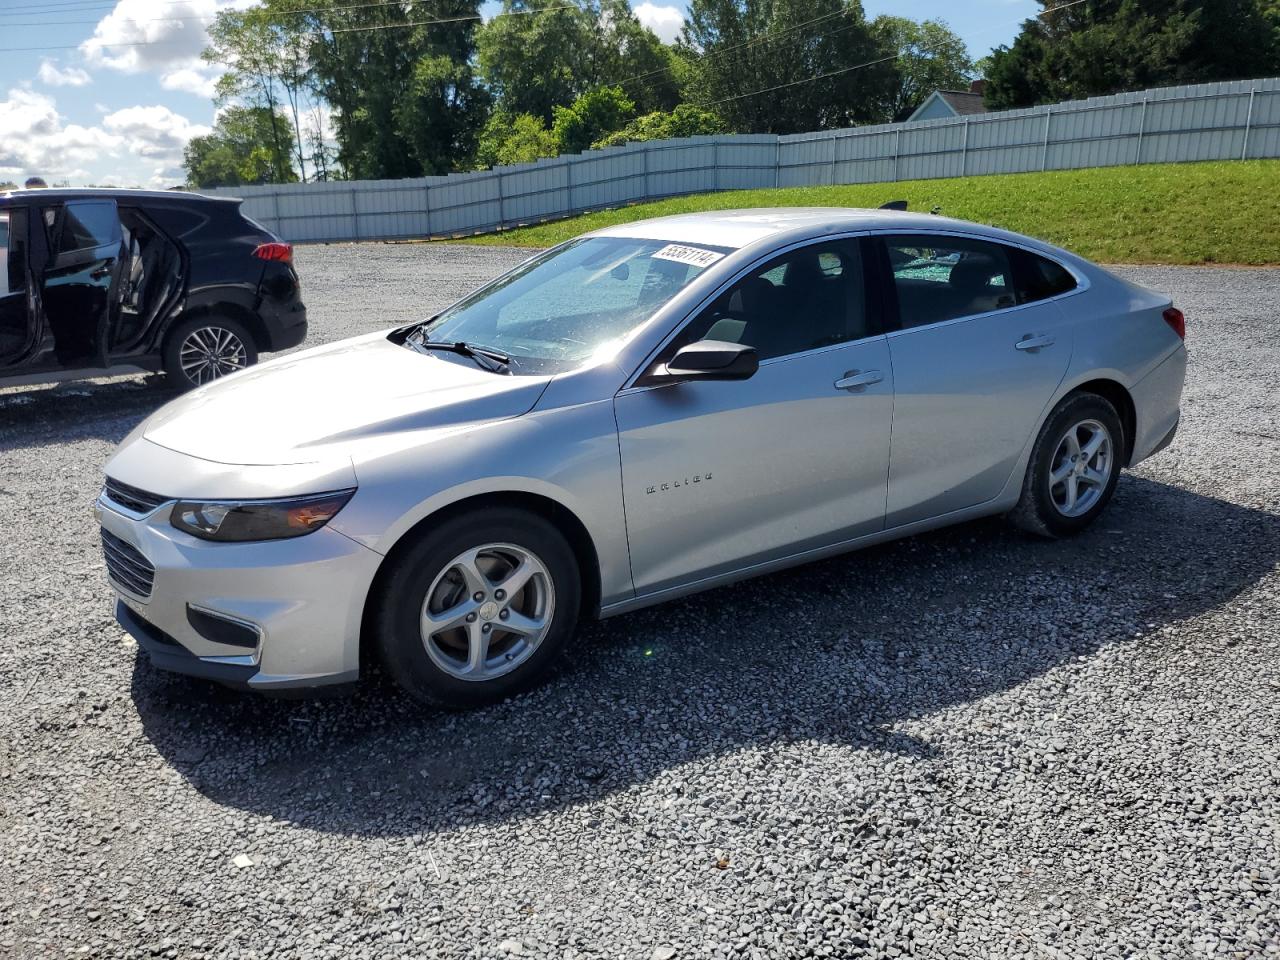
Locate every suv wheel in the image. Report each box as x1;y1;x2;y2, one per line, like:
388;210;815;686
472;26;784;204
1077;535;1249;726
163;317;258;389
1009;391;1125;537
374;508;581;708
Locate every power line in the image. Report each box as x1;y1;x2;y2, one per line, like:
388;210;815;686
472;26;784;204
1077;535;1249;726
704;0;1092;108
0;0;475;25
0;0;597;50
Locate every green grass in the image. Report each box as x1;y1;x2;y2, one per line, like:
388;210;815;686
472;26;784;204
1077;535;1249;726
457;160;1280;265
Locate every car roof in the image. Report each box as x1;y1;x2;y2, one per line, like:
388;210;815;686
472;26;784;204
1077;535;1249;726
0;187;237;207
588;207;1023;250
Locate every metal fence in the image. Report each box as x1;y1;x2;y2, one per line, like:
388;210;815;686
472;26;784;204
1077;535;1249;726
209;77;1280;243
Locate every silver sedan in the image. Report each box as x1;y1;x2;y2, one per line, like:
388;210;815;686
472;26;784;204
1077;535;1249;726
97;209;1187;706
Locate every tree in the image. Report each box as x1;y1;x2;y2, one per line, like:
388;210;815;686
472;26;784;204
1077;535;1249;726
592;103;727;147
984;0;1280;110
552;87;636;153
184;107;299;188
205;6;296;183
475;112;560;167
680;0;896;134
477;0;679;124
291;0;487;178
872;16;973;121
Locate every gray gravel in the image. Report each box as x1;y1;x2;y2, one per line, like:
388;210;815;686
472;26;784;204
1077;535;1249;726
1;243;1278;959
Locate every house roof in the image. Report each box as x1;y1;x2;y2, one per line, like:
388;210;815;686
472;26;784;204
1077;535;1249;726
907;89;991;122
936;91;989;116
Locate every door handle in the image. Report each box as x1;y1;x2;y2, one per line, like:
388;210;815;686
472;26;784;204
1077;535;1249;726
90;267;113;281
1015;334;1055;352
834;369;884;392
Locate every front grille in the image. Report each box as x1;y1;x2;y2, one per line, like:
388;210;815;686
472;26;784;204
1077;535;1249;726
103;477;170;516
101;529;155;599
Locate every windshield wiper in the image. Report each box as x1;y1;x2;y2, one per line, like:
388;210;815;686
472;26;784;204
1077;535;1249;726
413;338;512;373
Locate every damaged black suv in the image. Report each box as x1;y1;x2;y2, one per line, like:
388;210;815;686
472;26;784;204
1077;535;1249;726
0;188;306;390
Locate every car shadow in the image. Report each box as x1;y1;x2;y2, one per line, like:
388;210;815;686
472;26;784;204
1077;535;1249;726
0;375;177;451
131;475;1279;837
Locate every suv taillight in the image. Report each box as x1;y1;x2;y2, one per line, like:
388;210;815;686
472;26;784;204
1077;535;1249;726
253;242;293;263
1162;307;1186;341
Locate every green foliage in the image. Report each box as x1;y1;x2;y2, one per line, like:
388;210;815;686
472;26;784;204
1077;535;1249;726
303;0;488;179
592;104;727;148
984;0;1280;110
551;87;636;154
475;112;560;167
477;0;678;124
204;5;300;183
460;159;1280;267
872;16;973;120
184;106;300;188
680;0;895;134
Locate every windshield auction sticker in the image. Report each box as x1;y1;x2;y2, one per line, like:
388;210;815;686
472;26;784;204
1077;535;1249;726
652;244;725;268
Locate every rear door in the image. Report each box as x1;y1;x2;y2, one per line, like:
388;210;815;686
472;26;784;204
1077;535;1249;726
40;199;125;367
875;233;1078;528
0;208;35;367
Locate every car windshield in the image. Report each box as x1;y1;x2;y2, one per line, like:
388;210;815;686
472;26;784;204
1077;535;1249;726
415;236;732;374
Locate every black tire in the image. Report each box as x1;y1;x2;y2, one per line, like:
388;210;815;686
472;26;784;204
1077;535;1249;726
1008;391;1125;538
162;316;258;390
373;508;581;709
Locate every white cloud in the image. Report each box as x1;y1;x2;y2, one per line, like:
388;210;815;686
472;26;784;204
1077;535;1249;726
102;105;211;162
0;88;121;182
0;89;209;186
161;64;222;99
37;60;92;88
634;2;684;44
81;0;220;73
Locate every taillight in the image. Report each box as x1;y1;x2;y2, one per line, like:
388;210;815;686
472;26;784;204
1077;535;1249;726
1162;307;1186;341
253;242;292;263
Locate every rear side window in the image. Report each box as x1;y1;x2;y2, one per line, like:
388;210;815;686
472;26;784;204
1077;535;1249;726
58;201;120;253
3;209;27;294
1013;249;1078;303
883;235;1016;329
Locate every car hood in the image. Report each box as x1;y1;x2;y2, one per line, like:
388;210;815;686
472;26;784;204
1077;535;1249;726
143;333;552;466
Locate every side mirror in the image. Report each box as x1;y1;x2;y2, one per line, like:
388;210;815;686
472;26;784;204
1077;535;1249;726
661;340;759;382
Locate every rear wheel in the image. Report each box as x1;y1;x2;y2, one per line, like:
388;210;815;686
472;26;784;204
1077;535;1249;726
162;316;258;390
374;508;581;708
1009;392;1124;537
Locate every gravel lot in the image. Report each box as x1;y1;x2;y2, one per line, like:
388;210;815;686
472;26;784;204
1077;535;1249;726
1;244;1278;960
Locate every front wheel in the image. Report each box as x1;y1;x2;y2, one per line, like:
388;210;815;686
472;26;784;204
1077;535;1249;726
162;316;258;390
373;508;581;708
1009;392;1125;538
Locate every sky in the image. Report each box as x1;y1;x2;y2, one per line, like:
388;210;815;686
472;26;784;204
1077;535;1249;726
0;0;1042;188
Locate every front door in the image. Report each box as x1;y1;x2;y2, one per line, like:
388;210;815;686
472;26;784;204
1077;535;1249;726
40;199;124;368
615;237;894;597
876;233;1076;527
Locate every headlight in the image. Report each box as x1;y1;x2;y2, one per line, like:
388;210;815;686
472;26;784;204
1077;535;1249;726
170;489;356;542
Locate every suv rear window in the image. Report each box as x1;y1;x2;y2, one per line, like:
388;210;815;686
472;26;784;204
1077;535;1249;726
58;201;120;253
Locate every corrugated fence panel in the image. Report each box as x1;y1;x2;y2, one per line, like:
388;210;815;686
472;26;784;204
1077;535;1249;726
777;134;833;187
202;77;1280;242
569;148;645;211
646;139;718;197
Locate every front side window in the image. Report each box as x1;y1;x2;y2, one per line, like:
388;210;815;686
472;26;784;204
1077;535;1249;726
417;237;729;374
673;239;869;363
56;201;120;254
884;235;1016;329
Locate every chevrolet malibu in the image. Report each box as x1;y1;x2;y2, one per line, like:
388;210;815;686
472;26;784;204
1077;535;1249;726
98;209;1186;707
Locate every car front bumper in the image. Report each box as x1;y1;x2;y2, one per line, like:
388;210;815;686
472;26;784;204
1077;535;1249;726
97;493;382;689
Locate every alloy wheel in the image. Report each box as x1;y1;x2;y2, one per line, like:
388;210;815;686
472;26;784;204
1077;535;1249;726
179;326;249;386
1049;418;1113;518
420;543;555;682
